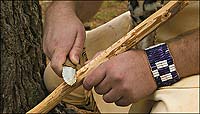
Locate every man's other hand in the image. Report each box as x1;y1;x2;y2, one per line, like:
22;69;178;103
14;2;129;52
83;50;157;106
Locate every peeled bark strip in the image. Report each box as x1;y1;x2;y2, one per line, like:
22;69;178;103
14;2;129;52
0;1;46;113
27;1;189;113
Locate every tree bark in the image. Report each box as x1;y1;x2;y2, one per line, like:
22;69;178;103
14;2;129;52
0;1;47;113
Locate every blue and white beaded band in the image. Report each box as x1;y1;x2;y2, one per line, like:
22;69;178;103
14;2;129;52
145;43;180;88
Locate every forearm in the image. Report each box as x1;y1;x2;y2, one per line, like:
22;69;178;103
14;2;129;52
50;1;102;22
167;28;199;78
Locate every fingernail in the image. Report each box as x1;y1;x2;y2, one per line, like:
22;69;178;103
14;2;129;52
83;79;91;90
72;55;79;65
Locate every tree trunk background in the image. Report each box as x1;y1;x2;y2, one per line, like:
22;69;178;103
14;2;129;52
0;1;47;113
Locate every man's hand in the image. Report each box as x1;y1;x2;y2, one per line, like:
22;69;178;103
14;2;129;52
83;50;157;106
43;2;85;76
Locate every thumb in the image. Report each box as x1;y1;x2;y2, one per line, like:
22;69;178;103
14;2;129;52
69;29;85;65
51;49;67;77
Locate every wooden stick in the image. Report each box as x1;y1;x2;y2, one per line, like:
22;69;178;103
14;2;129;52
27;1;188;113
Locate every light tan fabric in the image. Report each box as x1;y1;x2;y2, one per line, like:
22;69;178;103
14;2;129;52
43;1;199;113
85;11;133;59
156;1;199;42
92;90;131;113
151;76;199;113
129;75;199;113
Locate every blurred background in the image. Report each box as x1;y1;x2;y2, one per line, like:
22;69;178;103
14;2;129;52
39;1;128;29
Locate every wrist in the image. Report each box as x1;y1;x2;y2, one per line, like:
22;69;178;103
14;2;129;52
144;43;180;88
140;50;158;90
130;50;157;91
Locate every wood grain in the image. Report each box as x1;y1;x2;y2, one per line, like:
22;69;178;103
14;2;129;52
27;1;189;113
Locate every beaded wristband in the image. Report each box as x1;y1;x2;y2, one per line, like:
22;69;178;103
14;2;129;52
145;43;180;88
